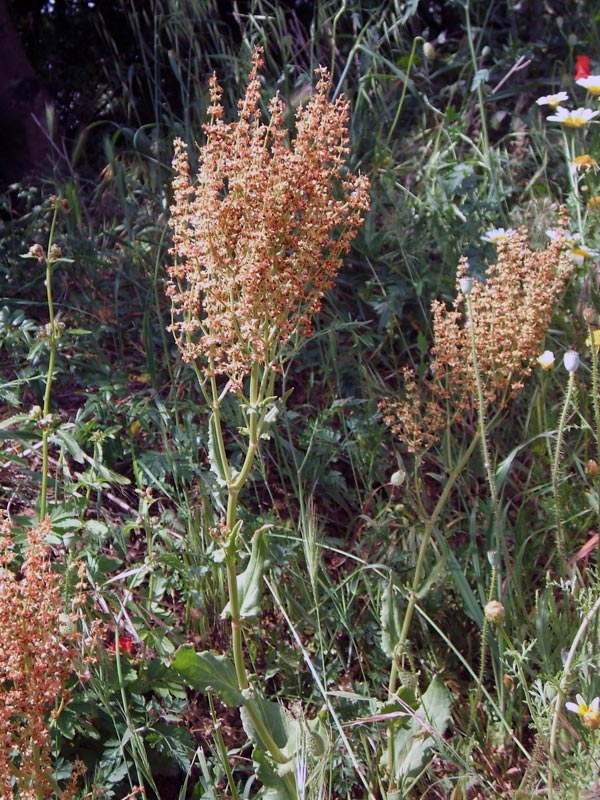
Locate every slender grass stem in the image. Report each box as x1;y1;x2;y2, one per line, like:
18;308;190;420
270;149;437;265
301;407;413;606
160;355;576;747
386;36;423;147
552;364;577;572
470;562;498;734
562;129;584;236
386;434;479;788
547;594;600;798
464;294;509;569
388;434;480;698
586;327;600;549
40;201;61;519
207;692;241;800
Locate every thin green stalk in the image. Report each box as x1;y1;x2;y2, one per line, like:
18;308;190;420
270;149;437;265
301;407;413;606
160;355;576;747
114;632;152;799
386;36;424;147
464;294;508;567
552;365;577;571
388;433;480;698
562;128;584;237
208;361;295;785
40;202;61;519
469;561;498;734
386;435;480;787
586;327;600;546
207;691;241;800
464;0;493;191
547;594;600;799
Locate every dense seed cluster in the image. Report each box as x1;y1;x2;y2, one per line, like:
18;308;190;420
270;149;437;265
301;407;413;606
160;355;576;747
381;227;572;451
0;518;88;798
168;49;370;389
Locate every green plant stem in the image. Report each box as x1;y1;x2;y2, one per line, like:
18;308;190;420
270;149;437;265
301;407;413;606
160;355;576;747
547;594;600;799
552;369;576;572
463;0;492;190
470;563;498;734
385;434;479;787
388;434;479;699
587;328;600;546
562;129;584;236
210;361;294;782
386;36;423;147
208;691;241;800
39;203;60;519
114;633;152;798
464;294;510;573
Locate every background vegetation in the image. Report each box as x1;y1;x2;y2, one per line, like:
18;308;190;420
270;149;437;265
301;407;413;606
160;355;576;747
2;0;600;797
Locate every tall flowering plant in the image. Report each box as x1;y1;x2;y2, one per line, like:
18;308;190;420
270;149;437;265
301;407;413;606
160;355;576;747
168;49;369;388
167;49;369;795
0;517;90;799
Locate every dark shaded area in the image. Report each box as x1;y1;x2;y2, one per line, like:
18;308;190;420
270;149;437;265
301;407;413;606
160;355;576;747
3;0;586;187
0;0;54;182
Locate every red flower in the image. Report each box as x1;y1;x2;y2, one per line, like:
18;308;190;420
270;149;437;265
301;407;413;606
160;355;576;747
108;633;135;655
575;55;591;80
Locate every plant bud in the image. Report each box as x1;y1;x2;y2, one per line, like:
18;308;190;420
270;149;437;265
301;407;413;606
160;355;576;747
423;42;436;59
459;277;473;295
585;459;599;475
563;350;580;373
484;600;505;625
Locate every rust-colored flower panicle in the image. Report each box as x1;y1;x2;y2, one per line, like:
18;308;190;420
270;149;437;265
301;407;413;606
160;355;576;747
381;227;572;452
0;516;90;798
167;48;370;390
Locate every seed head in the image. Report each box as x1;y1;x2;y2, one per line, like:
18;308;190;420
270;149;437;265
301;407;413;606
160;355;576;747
168;48;370;389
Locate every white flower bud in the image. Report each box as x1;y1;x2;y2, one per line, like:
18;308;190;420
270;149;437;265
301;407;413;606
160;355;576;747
563;350;580;373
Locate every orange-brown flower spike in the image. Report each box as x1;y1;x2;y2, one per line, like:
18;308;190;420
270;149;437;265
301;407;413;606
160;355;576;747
381;226;572;452
167;48;370;389
0;517;91;798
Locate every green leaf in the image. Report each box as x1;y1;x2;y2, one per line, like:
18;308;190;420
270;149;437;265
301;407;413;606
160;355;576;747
208;412;229;486
0;412;32;431
252;748;296;800
382;677;453;784
234;529;270;619
381;574;402;658
241;694;289;752
170;645;244;707
435;530;483;627
495;431;554;491
145;723;194;771
471;68;489;92
53;427;130;485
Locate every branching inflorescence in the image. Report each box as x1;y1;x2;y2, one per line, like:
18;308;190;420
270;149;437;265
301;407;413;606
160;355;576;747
167;48;370;390
0;517;90;798
382;227;572;452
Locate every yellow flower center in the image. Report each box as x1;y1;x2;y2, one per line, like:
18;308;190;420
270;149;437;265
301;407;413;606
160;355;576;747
562;115;589;128
570;247;589;258
583;709;600;730
574;155;598;171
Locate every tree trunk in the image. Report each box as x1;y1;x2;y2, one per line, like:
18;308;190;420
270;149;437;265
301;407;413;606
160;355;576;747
0;0;53;184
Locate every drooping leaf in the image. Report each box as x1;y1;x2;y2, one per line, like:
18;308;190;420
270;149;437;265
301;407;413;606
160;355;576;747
170;645;244;707
241;693;289;752
238;529;270;618
381;574;403;658
53;428;130;485
208;412;229;486
382;677;453;784
223;529;270;619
